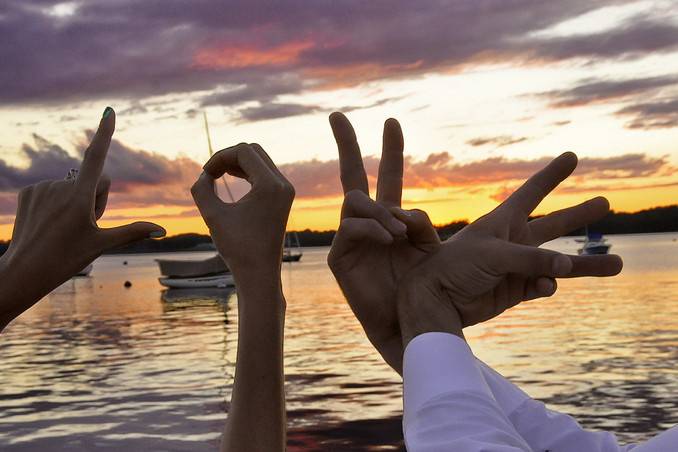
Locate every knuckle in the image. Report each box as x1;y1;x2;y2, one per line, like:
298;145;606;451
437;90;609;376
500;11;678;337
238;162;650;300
411;208;430;221
282;181;296;199
190;181;199;196
18;185;33;197
339;217;358;231
344;189;365;203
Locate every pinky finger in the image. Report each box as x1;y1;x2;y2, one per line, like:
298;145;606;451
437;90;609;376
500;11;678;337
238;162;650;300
523;277;557;301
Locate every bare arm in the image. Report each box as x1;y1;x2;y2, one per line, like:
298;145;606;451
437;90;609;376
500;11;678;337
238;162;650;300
0;107;164;332
223;270;286;451
191;143;294;452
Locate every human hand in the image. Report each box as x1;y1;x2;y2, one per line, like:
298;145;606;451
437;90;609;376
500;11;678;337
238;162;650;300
192;143;293;452
191;143;295;280
327;112;440;373
0;108;166;329
397;151;623;347
327;110;621;373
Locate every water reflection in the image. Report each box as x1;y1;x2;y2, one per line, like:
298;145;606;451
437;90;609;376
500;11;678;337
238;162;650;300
0;234;676;450
160;288;236;306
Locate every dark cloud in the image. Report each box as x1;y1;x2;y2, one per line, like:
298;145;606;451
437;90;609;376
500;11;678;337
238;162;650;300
615;98;678;129
522;19;678;62
539;75;678;107
339;96;405;113
0;130;675;227
235;102;321;123
201;76;307;107
0;135;80;190
1;0;673;112
7;134;672;204
0;134;201;214
231;95;403;123
274;151;675;199
466;135;528;147
491;180;678;202
118;101;149;116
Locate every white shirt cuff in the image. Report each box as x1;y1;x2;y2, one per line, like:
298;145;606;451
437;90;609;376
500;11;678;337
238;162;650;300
403;332;493;427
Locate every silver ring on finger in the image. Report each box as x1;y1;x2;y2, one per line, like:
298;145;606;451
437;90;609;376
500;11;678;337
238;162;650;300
65;168;79;181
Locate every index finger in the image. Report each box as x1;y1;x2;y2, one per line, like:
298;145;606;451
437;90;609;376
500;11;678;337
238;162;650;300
504;152;578;216
203;143;275;186
329;112;369;195
77;107;115;192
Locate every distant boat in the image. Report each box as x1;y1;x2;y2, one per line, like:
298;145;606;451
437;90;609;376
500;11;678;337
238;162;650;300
576;228;611;255
156;254;235;288
74;263;93;277
155;112;238;289
282;232;303;262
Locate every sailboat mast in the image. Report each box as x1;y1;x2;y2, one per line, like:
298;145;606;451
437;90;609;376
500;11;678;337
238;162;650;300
204;111;235;203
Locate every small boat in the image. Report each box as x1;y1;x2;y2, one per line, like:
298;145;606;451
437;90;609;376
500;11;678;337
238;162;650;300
282;232;303;262
576;229;611;255
156;254;235;288
75;263;93;277
156;113;238;290
159;273;234;288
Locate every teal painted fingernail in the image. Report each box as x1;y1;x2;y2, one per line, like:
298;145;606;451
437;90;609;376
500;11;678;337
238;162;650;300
102;107;114;119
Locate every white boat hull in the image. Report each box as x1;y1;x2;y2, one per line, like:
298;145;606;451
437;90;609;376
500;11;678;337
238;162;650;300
159;273;235;288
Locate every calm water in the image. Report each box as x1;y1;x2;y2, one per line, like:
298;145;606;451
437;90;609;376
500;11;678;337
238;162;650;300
1;233;677;451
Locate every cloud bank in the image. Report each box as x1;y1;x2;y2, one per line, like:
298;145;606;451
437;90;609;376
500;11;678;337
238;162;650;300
3;0;678;118
0;134;673;221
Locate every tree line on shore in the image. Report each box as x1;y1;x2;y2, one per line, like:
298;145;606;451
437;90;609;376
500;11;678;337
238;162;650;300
0;205;675;255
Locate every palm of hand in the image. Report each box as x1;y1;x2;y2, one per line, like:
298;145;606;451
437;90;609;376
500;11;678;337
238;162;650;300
425;154;621;329
327;112;440;371
330;237;428;346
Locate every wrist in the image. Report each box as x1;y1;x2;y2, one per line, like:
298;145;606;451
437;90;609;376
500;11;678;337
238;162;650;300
397;274;464;349
233;268;286;313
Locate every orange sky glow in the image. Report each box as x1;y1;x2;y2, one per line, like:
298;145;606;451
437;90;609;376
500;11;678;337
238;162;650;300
1;1;677;240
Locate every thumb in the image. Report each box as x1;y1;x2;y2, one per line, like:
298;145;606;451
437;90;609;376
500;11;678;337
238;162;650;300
99;221;166;249
389;207;440;247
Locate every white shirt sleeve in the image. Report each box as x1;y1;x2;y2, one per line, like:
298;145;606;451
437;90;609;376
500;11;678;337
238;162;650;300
403;332;532;451
402;332;678;452
475;357;678;452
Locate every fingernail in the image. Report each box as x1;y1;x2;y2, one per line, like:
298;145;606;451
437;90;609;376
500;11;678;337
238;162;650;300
552;255;571;276
397;208;412;217
102;106;114;119
149;230;166;239
542;278;555;294
389;218;407;235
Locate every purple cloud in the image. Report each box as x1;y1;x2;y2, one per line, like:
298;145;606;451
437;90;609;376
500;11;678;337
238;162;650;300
1;0;676;116
615;98;678;129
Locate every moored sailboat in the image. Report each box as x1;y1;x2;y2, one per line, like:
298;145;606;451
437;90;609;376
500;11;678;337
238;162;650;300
576;227;611;255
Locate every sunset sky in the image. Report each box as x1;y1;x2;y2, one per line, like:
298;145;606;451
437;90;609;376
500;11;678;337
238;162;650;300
1;0;677;239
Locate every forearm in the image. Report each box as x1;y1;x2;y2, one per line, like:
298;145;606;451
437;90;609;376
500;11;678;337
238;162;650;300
222;268;286;452
0;250;75;332
0;253;41;332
